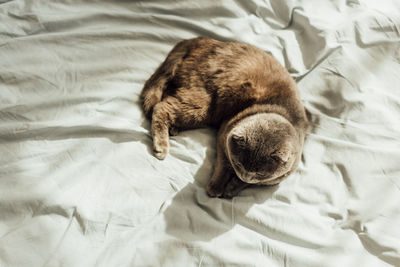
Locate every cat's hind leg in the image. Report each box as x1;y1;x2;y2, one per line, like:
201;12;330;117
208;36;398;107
151;95;183;159
151;102;172;160
151;91;209;159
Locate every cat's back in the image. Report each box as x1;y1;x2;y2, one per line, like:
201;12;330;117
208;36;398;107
190;38;303;126
178;37;289;86
169;37;306;127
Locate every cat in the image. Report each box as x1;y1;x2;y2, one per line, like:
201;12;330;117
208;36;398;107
140;37;308;198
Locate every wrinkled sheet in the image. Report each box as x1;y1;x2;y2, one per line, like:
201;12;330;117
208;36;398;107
1;0;400;266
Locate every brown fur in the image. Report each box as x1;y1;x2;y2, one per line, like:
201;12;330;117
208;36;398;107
141;37;308;198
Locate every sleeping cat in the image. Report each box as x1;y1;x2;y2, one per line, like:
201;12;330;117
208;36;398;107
140;37;308;198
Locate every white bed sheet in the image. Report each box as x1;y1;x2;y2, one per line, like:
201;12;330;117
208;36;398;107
1;0;400;266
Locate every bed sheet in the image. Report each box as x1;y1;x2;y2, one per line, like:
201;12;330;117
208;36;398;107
1;0;400;266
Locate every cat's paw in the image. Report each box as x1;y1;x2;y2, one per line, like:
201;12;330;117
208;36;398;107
206;182;224;198
153;138;168;160
222;183;240;199
222;177;248;198
153;148;167;160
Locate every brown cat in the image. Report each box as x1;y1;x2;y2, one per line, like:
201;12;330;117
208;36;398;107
140;37;308;198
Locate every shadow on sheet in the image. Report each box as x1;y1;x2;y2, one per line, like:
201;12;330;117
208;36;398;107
162;153;280;242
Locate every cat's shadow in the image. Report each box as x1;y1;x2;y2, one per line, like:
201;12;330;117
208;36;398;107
162;147;279;242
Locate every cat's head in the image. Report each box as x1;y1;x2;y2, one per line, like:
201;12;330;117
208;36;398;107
226;113;299;185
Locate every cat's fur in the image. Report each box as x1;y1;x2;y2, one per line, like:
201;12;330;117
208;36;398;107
141;37;308;198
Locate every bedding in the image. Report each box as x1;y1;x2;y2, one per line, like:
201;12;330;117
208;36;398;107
1;0;400;266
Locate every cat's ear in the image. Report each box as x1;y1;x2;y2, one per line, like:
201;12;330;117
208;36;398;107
231;134;245;145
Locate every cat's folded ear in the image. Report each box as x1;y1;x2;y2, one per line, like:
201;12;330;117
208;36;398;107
231;134;246;146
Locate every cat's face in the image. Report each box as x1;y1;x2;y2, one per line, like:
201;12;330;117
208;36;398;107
226;113;298;185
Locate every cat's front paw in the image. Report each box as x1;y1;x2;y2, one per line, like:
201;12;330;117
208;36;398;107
222;183;240;199
206;181;224;198
222;177;248;198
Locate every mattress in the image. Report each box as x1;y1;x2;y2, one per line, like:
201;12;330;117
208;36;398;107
1;0;400;266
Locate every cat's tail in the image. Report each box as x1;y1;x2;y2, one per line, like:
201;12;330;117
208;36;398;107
140;38;193;119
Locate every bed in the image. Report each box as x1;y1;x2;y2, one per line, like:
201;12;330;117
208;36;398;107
1;0;400;266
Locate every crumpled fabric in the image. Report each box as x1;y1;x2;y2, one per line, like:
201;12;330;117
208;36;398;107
0;0;399;266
